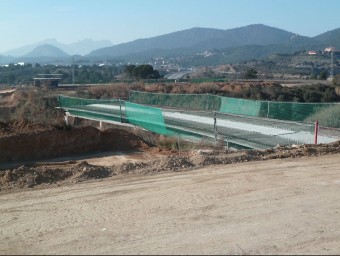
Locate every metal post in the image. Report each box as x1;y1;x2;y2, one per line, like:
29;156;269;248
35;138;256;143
119;99;123;123
178;134;181;157
64;115;69;126
314;121;319;144
330;50;334;80
72;57;75;85
206;93;209;111
213;110;217;141
267;101;270;118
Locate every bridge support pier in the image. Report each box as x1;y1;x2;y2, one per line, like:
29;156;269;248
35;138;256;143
64;113;75;126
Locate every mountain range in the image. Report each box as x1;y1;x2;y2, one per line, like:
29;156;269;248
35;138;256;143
88;24;313;57
2;38;113;57
1;24;339;66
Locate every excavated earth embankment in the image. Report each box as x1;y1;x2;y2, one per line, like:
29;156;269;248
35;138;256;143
0;119;151;164
0;119;340;191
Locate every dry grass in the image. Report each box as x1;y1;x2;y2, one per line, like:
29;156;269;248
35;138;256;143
0;87;65;126
87;82;144;99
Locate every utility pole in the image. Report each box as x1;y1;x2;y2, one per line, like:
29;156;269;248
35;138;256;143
72;57;75;85
119;99;123;123
213;110;217;141
330;50;334;80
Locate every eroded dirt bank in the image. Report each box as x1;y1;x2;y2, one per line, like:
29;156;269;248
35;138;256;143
0;120;151;164
1;137;340;191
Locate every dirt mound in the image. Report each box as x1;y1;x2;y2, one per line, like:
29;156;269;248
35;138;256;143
71;161;112;182
136;81;283;97
0;121;152;164
0;89;27;110
0;119;54;136
160;156;195;171
0;89;16;106
0;165;74;189
1;139;339;191
219;81;282;94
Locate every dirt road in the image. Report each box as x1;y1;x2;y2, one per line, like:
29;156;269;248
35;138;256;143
1;154;340;255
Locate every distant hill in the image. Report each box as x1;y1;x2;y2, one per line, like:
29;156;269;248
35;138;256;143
87;24;318;58
88;27;227;57
1;24;340;66
63;39;113;55
314;28;340;47
2;38;113;56
23;44;70;58
0;54;15;64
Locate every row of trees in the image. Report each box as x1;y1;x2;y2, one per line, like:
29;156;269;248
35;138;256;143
0;64;161;85
1;61;335;86
125;65;161;79
223;84;340;103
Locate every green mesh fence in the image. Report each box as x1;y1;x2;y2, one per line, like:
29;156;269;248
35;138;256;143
58;95;123;123
58;95;340;149
220;98;338;122
304;104;340;128
125;102;173;135
129;90;220;111
219;97;263;117
124;102;206;140
129;91;340;127
266;102;336;122
58;95;119;107
59;95;202;139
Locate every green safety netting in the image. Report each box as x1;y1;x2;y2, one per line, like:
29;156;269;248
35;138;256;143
129;90;220;111
57;95;340;149
303;104;340;128
129;90;340;126
59;95;207;140
219;97;262;117
58;95;123;123
124;102;173;135
266;101;336;122
124;102;203;140
58;95;119;106
220;98;338;121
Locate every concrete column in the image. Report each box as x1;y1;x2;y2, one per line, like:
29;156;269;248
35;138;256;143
64;113;75;126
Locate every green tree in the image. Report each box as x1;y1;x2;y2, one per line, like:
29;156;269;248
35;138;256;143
244;68;258;79
318;70;328;80
333;74;340;86
125;64;160;79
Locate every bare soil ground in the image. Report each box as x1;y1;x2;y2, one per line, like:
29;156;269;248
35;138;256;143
0;88;22;108
0;119;340;254
1;154;340;254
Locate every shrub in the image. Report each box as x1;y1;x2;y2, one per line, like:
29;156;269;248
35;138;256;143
305;104;340;128
86;82;144;99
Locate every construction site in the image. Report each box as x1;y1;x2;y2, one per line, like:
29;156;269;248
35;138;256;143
1;81;340;254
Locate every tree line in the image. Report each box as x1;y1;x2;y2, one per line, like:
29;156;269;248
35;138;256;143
0;64;161;85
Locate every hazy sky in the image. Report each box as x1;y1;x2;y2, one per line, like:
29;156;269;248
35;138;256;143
1;0;340;53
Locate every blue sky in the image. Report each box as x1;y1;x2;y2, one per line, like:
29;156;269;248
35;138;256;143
0;0;340;53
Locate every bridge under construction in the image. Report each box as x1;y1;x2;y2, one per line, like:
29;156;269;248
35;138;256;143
58;93;340;149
